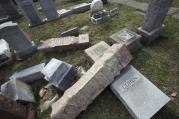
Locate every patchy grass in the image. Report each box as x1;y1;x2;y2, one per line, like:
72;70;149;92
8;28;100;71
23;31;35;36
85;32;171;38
0;0;179;119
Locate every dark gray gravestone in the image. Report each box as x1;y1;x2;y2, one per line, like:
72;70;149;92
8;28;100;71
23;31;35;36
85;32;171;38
15;0;43;27
41;58;77;91
138;0;172;45
0;21;37;60
60;27;79;37
0;0;21;20
70;3;91;14
111;65;170;119
39;0;58;21
10;63;45;83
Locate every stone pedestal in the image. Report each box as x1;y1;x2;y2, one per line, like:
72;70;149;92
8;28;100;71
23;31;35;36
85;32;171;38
0;21;37;60
110;28;141;52
0;0;21;20
15;0;43;27
39;0;58;21
111;65;170;119
138;0;172;45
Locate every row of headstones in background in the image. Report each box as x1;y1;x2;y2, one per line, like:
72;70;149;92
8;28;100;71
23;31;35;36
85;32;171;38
0;21;37;61
15;0;90;27
38;34;90;53
84;38;170;118
0;0;22;24
90;0;119;24
0;95;34;119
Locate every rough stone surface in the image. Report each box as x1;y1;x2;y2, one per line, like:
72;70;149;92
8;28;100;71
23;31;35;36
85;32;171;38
0;39;12;67
111;65;170;119
0;21;37;60
15;0;43;27
90;0;104;13
0;95;28;119
39;0;58;21
138;0;172;45
1;79;35;103
41;58;77;91
0;0;21;20
110;28;141;52
84;41;110;64
38;34;90;53
10;63;45;83
51;44;132;119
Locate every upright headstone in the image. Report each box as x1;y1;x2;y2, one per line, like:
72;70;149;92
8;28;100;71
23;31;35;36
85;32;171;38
138;0;172;45
15;0;43;27
111;65;170;119
0;0;21;20
0;21;37;60
39;0;58;21
84;41;110;64
90;0;103;14
110;28;141;52
51;44;133;119
41;58;77;91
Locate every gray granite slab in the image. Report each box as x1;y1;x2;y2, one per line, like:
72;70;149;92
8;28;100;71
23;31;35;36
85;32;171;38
110;28;141;52
10;63;45;83
39;0;58;21
41;58;77;91
111;65;170;119
0;21;37;60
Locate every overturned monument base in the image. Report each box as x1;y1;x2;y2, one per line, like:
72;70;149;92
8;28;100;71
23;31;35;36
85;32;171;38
51;44;133;119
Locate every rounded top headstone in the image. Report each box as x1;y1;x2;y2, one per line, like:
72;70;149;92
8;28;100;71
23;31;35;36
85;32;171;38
90;0;103;13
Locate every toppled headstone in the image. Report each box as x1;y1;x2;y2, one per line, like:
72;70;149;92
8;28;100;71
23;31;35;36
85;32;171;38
84;41;110;64
60;27;79;37
51;44;133;119
91;9;110;24
10;63;45;83
57;9;73;18
0;95;34;119
1;79;35;103
138;0;172;45
0;0;21;21
110;8;119;17
38;34;90;53
0;21;37;60
0;39;12;67
110;28;141;52
39;0;58;21
15;0;43;27
70;3;91;14
41;58;77;91
111;65;170;119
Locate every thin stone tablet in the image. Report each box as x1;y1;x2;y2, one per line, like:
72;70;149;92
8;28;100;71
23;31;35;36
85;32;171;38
111;65;170;119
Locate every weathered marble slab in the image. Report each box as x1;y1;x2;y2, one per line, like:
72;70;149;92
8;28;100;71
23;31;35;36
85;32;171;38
41;58;77;91
39;0;58;21
0;21;37;60
1;79;35;103
51;44;132;119
38;34;90;53
110;28;141;52
111;65;170;119
84;41;110;64
10;63;45;83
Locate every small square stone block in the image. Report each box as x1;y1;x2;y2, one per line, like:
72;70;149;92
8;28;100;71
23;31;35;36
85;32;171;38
110;65;170;119
84;41;110;64
110;28;141;52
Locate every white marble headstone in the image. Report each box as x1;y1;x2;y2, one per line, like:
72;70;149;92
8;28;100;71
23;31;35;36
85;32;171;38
90;0;103;13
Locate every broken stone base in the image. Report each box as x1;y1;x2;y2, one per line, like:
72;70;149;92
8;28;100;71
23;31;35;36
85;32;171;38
51;44;132;119
110;28;141;52
84;41;110;64
38;34;90;53
138;25;165;45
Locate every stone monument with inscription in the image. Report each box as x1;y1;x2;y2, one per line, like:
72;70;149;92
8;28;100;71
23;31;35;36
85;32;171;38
0;21;37;60
110;28;141;52
111;65;170;119
138;0;173;45
39;0;58;21
15;0;43;27
84;41;110;64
